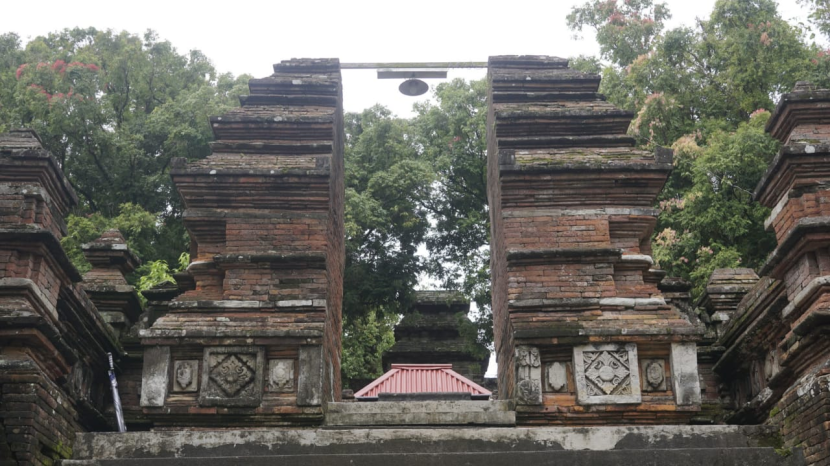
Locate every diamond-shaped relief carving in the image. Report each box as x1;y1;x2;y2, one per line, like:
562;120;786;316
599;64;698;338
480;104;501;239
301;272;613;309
210;354;256;397
574;343;641;405
199;347;264;407
583;350;632;396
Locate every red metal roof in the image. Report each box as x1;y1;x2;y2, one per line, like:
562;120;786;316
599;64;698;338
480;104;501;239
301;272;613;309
354;364;491;398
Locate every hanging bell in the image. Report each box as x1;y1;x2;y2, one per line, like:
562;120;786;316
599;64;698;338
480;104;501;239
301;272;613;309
399;78;429;97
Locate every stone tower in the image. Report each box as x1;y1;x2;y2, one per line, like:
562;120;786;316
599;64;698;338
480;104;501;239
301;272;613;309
382;290;489;383
139;59;345;426
486;56;704;424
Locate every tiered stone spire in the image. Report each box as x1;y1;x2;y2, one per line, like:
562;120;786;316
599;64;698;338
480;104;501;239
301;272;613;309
139;59;345;426
382;291;489;383
81;229;142;337
0;129;121;463
486;56;703;424
697;268;760;338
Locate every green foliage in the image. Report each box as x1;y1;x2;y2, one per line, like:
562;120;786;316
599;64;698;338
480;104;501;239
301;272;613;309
606;0;810;124
413;79;493;345
340;312;397;383
2;28;249;287
652;113;778;297
567;0;672;66
61;202;158;276
135;252;189;293
798;0;830;39
344;105;432;319
569;0;816;295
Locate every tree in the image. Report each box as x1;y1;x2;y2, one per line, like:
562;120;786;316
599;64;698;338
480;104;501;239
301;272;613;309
567;0;672;67
341;105;434;381
569;0;821;297
652;112;778;297
412;79;493;344
799;0;830;39
2;28;250;272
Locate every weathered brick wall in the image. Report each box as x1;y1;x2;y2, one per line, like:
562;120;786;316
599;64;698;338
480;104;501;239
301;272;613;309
0;130;122;465
486;76;515;401
714;83;830;464
323;90;345;403
0;357;83;465
768;363;830;465
787;123;830;145
486;56;703;424
140;59;344;426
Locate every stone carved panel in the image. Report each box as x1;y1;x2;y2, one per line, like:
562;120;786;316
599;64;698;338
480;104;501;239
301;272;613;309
640;359;667;392
573;343;641;405
545;362;569;393
199;346;264;407
268;359;294;392
515;346;542;405
172;360;199;392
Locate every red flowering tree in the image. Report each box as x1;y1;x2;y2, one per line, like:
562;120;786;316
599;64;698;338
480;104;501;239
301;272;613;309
0;28;250;274
567;0;671;66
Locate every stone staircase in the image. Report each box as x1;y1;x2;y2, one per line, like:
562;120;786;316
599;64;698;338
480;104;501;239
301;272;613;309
64;425;803;465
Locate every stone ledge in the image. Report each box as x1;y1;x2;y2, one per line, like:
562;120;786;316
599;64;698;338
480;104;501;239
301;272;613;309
70;425;790;460
139;328;323;338
324;400;515;427
213;252;327;265
506;247;622;264
0;226;82;281
183;209;327;220
759;216;830;276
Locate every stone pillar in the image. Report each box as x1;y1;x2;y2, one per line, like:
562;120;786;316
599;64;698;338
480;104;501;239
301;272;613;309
139;59;345;426
0;129;121;464
382;290;489;383
698;268;760;339
736;82;830;464
486;56;703;424
81;229;142;337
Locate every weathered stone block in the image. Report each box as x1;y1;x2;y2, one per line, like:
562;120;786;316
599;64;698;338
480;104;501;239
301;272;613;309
140;346;170;407
297;345;323;406
172;360;199;393
515;346;542;405
640;359;667;392
267;359;294;392
670;342;701;406
199;346;265;408
573;343;641;405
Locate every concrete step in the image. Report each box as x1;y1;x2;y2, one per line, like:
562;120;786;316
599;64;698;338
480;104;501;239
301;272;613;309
65;425;804;465
66;448;802;466
324;400;516;426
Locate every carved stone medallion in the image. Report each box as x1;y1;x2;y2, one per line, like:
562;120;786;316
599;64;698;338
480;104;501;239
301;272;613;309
268;359;294;392
515;346;542;405
199;346;265;407
573;343;641;405
640;359;666;392
172;360;199;392
545;362;568;393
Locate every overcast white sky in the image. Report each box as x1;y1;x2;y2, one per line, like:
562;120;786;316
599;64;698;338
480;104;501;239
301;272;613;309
1;0;814;117
0;0;815;376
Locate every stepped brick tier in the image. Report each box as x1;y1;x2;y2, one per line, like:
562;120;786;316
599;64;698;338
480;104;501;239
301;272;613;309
707;82;830;465
138;58;345;427
485;56;704;425
0;129;122;465
382;290;490;382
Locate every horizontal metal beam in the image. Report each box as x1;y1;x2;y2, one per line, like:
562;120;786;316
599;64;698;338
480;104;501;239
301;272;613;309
341;62;488;70
377;69;448;79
